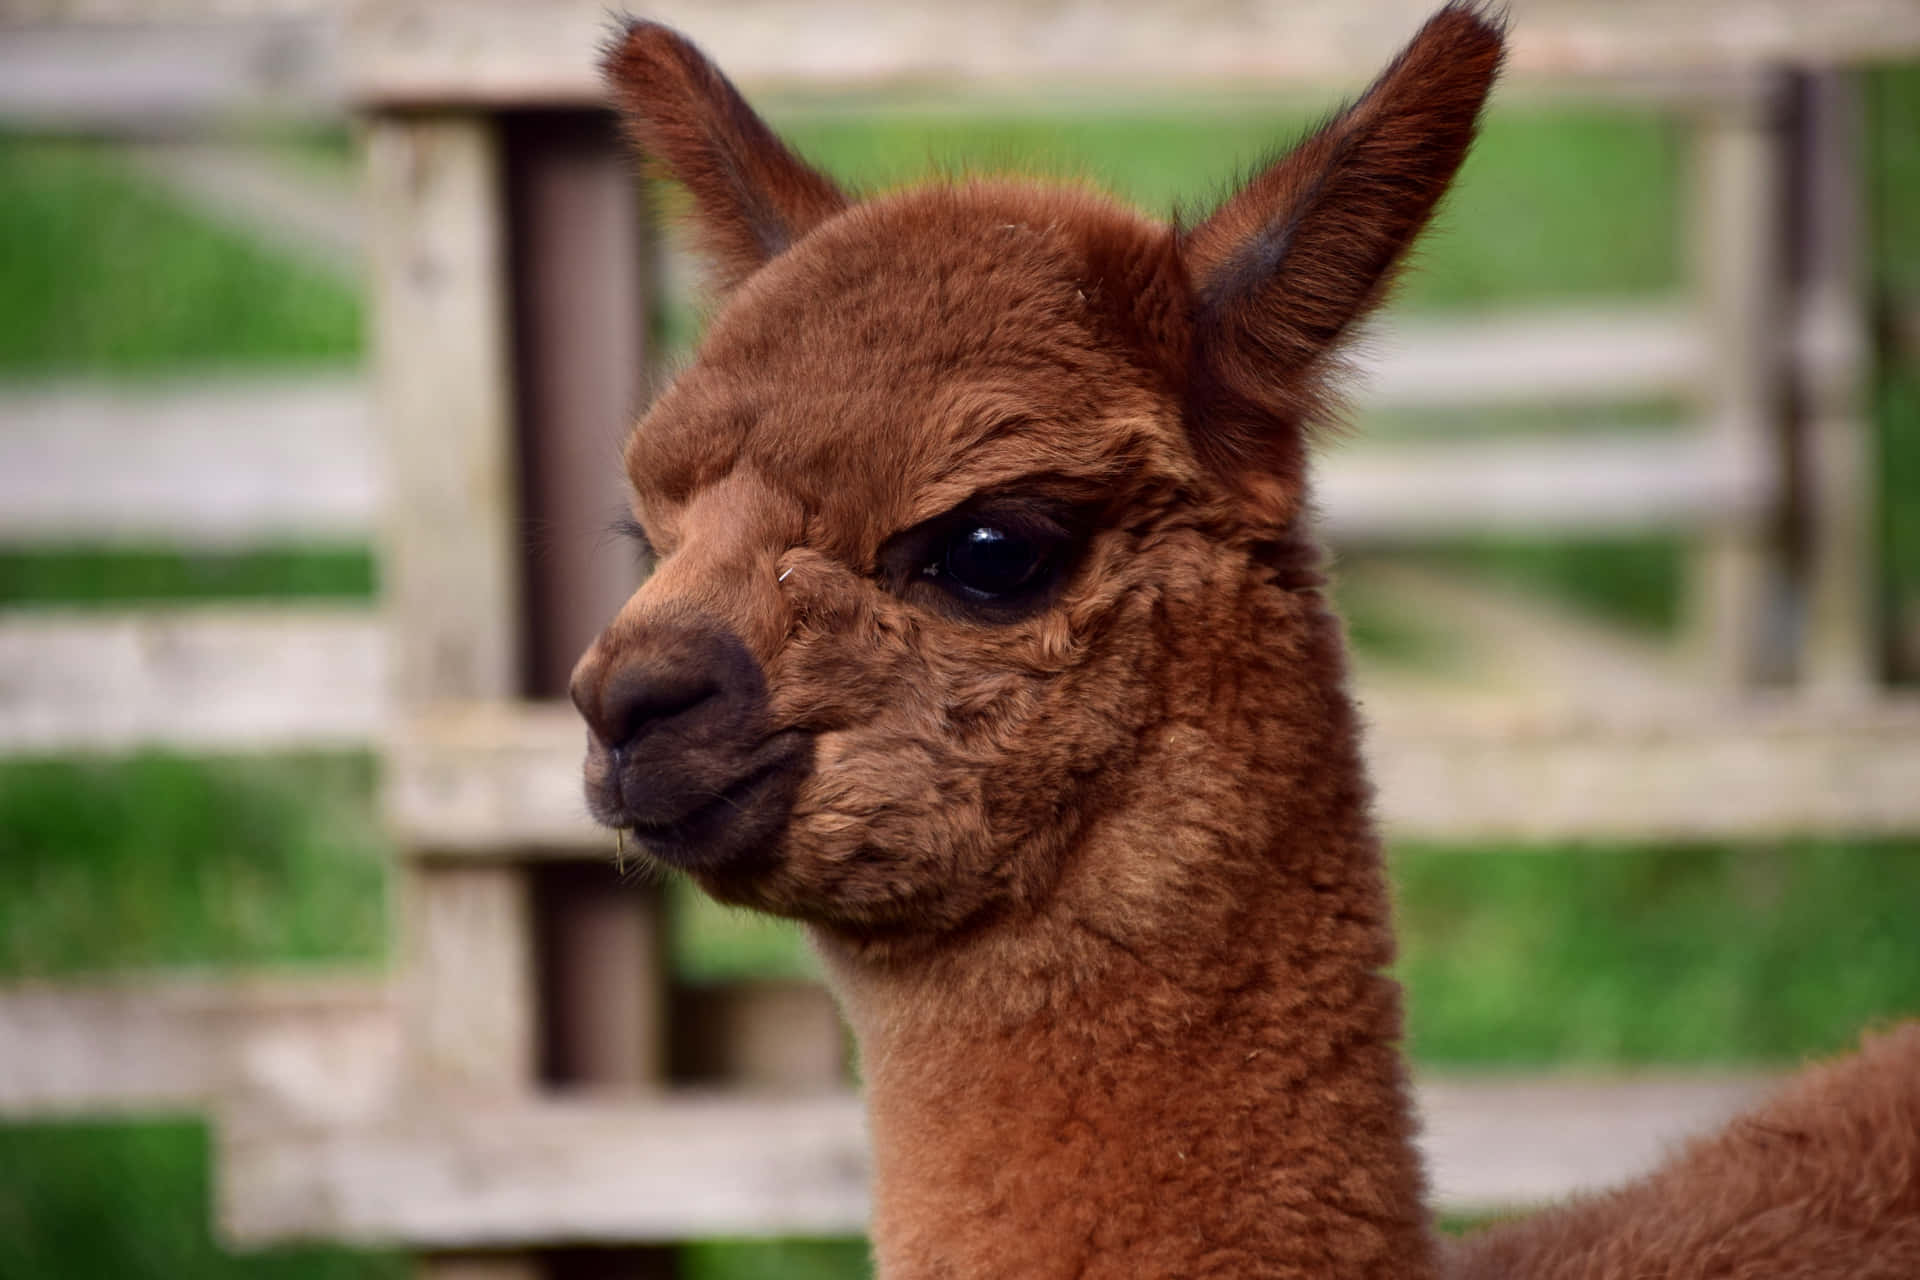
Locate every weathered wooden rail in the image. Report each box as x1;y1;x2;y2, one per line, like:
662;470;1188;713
380;695;1920;850
0;307;1713;547
0;977;1784;1224
9;603;1920;833
214;1074;1787;1239
2;1;1917;1274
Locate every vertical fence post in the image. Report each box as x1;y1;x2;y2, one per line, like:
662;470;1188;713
505;109;677;1279
1688;76;1793;688
367;111;543;1280
1791;71;1878;697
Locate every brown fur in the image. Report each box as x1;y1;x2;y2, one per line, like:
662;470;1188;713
1450;1024;1920;1279
602;21;847;294
577;5;1920;1277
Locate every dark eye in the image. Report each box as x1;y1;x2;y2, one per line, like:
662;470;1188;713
934;524;1048;599
879;496;1084;622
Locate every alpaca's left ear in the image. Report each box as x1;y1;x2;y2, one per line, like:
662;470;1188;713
602;21;848;296
1180;2;1505;525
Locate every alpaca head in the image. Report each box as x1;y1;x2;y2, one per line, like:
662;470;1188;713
573;4;1504;956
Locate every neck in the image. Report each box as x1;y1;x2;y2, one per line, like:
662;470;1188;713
816;597;1436;1280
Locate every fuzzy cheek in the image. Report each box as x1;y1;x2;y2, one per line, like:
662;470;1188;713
800;728;866;783
774;731;996;905
794;730;951;826
785;733;909;851
767;614;929;733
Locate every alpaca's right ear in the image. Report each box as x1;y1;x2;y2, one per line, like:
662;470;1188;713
1179;2;1505;526
602;21;848;294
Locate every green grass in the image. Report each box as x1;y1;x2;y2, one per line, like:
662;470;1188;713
671;877;821;983
1396;842;1920;1066
0;1122;406;1280
0;753;387;977
684;1239;872;1280
1411;535;1685;634
774;106;1682;309
1883;365;1920;675
0;135;360;373
1338;574;1470;668
1869;66;1920;298
0;547;374;608
658;106;1682;357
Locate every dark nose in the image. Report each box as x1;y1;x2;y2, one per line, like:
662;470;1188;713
570;617;761;757
571;613;813;875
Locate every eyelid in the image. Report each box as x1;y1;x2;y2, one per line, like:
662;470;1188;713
879;487;1085;570
935;498;1075;544
965;507;1069;541
611;516;658;558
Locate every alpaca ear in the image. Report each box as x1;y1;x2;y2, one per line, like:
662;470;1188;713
602;21;848;294
1180;2;1505;524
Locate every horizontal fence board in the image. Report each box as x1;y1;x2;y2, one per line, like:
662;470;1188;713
1417;1073;1775;1211
384;702;597;851
1317;429;1772;540
0;15;344;130
0;971;1799;1237
385;696;1920;851
0;974;850;1121
0;309;1705;549
0;6;1805;132
0;606;384;754
0;974;395;1118
0;973;1815;1236
0;378;372;547
1366;694;1920;842
10;612;1919;845
0;10;1782;135
218;1094;874;1247
342;0;1920;107
1357;304;1700;410
216;1074;1780;1245
14;2;1920;116
1;413;1748;552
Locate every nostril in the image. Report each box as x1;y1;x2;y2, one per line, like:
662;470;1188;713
570;618;769;760
612;674;721;746
579;656;731;753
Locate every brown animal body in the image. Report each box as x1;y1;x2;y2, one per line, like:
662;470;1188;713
570;5;1920;1276
1450;1022;1920;1278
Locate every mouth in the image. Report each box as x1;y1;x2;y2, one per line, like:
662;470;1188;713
625;752;799;866
598;730;814;874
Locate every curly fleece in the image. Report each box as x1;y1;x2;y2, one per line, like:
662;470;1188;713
583;5;1920;1277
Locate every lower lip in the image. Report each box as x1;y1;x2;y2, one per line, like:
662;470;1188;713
624;756;790;865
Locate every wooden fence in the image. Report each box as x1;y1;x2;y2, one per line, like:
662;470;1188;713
3;2;1919;1275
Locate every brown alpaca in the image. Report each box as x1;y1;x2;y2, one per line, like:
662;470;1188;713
1450;1022;1920;1278
572;6;1919;1276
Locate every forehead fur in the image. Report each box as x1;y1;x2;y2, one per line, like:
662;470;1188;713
626;180;1197;563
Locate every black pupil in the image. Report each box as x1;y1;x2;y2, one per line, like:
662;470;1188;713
944;525;1042;596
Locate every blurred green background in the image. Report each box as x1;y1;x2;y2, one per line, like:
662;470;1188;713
4;68;1920;1279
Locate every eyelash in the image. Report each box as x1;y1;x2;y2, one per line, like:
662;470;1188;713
887;500;1085;622
610;517;656;560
